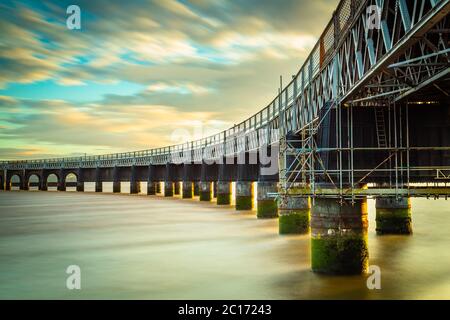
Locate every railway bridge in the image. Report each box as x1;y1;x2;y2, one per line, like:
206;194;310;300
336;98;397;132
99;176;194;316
1;0;450;274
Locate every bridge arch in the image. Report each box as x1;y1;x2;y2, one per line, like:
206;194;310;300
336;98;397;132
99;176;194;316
27;174;40;190
65;172;78;191
46;173;59;191
10;174;22;190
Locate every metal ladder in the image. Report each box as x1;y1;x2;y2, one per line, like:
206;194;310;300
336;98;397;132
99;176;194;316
375;108;387;148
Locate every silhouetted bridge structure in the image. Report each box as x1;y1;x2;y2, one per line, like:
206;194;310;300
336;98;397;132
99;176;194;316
1;0;450;274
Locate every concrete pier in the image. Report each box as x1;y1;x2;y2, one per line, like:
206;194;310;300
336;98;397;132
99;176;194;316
311;198;369;274
257;182;278;219
199;182;212;201
130;165;140;194
236;181;253;210
182;182;193;199
174;182;180;195
57;169;65;191
376;197;412;235
216;181;232;205
194;181;200;196
278;196;310;234
76;168;84;192
213;182;217;198
147;182;157;195
112;166;120;193
164;182;174;197
40;170;47;191
156;182;162;194
95;167;102;193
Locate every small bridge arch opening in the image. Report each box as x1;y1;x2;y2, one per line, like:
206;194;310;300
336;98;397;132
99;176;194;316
65;173;78;191
10;174;21;190
47;174;59;191
28;174;40;191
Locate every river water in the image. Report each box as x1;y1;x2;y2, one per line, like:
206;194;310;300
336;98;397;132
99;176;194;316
0;190;449;299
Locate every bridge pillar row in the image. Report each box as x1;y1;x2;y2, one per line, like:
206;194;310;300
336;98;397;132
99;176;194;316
182;182;193;199
376;197;412;235
199;182;212;201
95;167;102;193
311;198;369;275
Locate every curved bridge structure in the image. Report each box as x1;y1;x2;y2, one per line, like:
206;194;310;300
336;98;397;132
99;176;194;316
2;0;450;274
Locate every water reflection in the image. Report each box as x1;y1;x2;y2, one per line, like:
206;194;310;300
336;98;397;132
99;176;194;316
0;192;449;299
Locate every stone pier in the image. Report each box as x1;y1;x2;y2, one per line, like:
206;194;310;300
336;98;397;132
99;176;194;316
194;182;200;196
130;165;140;194
216;181;232;205
112;166;120;193
278;196;310;234
95;167;102;193
257;182;278;218
174;182;180;195
182;182;193;199
376;197;412;235
164;182;174;197
311;198;369;274
76;168;84;192
236;181;253;210
199;181;212;201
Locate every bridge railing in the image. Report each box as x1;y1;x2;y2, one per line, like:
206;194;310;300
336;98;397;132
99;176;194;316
0;0;368;170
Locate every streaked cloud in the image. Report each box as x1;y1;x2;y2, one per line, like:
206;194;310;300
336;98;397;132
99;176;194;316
0;0;338;159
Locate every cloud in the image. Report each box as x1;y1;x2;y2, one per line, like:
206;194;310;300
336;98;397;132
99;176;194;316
0;0;339;159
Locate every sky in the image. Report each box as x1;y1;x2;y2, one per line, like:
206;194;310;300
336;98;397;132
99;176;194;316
0;0;338;160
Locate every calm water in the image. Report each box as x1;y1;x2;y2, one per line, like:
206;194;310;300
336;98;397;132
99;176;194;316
0;189;450;300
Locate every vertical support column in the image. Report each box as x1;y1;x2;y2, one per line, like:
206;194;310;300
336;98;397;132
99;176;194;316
147;165;156;195
311;198;369;274
376;197;412;235
5;172;11;191
95;167;102;193
193;181;200;196
156;181;162;194
112;166;120;193
164;163;174;197
235;181;253;210
164;182;174;197
57;169;65;191
257;151;279;218
257;182;278;219
182;182;193;199
278;196;310;234
76;168;84;192
199;182;212;201
40;170;47;191
217;181;232;205
130;165;140;194
22;170;29;191
174;182;180;195
213;182;217;198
